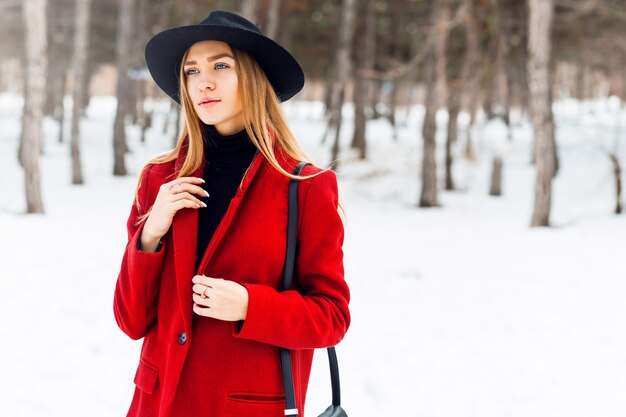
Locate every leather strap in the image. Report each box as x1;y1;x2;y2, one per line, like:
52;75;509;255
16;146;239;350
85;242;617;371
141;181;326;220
279;162;343;416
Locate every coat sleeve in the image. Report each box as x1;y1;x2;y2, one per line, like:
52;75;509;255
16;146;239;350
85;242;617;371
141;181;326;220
113;165;167;340
233;169;351;349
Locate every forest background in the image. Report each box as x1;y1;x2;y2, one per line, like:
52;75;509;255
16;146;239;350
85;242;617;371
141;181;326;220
1;0;626;416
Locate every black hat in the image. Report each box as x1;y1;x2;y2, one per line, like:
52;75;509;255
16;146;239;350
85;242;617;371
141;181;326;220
145;10;305;104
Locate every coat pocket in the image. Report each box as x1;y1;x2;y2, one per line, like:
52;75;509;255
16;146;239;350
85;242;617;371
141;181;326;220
228;391;285;404
133;357;159;395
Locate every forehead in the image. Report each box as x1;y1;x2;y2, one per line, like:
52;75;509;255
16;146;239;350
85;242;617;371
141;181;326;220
185;40;234;59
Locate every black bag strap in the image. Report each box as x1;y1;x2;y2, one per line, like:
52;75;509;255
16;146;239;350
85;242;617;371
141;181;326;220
280;162;343;416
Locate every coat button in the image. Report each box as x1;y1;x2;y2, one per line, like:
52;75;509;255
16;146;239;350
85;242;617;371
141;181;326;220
178;332;187;345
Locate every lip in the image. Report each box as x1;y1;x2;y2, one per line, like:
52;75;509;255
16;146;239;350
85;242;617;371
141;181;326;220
199;97;220;107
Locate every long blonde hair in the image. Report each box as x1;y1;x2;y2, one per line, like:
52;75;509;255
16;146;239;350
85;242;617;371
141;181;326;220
135;44;344;220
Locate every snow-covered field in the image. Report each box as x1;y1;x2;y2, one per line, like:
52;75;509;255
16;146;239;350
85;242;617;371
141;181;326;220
1;93;625;417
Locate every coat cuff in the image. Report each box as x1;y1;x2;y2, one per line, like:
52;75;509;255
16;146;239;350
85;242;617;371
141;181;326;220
127;223;166;272
232;283;284;342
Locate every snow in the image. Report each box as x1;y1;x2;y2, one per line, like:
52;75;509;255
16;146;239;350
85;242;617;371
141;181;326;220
1;92;625;417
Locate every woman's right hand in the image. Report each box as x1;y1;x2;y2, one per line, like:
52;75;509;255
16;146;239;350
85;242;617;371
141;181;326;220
140;177;208;251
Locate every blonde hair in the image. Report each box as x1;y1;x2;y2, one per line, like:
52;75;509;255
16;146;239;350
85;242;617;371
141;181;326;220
135;44;344;222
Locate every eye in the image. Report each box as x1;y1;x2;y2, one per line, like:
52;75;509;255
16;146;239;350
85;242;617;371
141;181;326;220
215;63;229;70
184;68;198;76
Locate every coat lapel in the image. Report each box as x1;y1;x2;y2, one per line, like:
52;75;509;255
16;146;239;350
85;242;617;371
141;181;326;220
171;137;204;333
171;137;266;332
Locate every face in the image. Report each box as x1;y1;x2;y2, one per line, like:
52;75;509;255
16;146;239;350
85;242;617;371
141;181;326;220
183;40;244;135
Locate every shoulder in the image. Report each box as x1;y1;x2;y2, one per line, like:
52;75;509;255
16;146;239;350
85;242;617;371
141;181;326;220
138;159;177;188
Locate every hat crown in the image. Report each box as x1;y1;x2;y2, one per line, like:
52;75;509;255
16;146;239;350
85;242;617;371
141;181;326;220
199;11;262;36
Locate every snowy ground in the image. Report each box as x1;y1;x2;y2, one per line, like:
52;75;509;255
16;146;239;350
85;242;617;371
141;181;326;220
1;93;625;417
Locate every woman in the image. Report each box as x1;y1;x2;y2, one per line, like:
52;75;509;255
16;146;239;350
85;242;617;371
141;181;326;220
113;10;350;417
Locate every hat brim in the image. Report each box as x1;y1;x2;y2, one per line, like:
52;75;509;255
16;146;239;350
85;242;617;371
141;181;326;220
145;24;305;104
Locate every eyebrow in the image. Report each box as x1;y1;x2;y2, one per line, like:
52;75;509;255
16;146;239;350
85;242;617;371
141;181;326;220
184;53;235;66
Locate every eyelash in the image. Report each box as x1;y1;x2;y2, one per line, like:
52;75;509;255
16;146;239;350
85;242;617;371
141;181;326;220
185;63;229;76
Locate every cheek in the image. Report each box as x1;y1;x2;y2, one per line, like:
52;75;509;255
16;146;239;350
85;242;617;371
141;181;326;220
186;79;198;97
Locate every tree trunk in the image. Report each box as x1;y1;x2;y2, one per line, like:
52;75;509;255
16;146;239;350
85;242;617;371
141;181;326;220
22;0;48;214
70;0;91;185
528;0;555;227
460;0;480;161
495;0;511;137
45;0;71;138
240;0;259;23
112;0;134;176
489;155;503;196
328;0;357;170
609;152;623;214
266;0;281;40
445;89;459;191
133;0;149;141
59;78;68;143
18;54;29;166
350;0;375;159
419;0;450;207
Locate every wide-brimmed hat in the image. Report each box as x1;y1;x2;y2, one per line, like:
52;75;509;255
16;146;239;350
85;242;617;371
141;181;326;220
145;10;305;104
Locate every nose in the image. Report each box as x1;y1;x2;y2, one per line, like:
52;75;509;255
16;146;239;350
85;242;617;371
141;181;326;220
198;79;215;91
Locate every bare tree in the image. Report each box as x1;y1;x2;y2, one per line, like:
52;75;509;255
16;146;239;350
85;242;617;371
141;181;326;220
45;0;72;144
528;0;556;227
265;0;281;40
240;0;259;23
70;0;91;185
420;0;450;207
21;0;48;213
112;0;134;176
489;155;503;196
328;0;357;170
460;0;480;160
351;0;376;159
444;84;459;191
609;152;623;214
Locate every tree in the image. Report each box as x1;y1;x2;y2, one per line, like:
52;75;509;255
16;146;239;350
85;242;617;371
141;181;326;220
112;0;134;176
351;0;375;160
70;0;92;184
420;0;450;208
240;0;259;23
21;0;48;213
327;0;357;170
528;0;555;227
460;0;481;160
265;0;281;40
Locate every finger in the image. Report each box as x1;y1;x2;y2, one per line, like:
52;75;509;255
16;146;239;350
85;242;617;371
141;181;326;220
171;192;206;208
193;303;215;318
168;182;210;198
203;277;226;287
192;284;213;296
192;293;211;307
169;177;205;187
192;275;214;286
162;177;205;194
172;198;203;211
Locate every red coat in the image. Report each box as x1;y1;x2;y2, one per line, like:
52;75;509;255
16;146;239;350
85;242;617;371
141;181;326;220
113;141;350;417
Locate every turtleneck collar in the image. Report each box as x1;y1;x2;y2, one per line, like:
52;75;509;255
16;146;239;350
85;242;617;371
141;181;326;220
201;123;257;167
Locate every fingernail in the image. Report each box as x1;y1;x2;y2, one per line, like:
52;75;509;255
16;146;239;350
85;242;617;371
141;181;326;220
198;178;205;183
201;202;207;208
196;203;200;208
204;190;210;197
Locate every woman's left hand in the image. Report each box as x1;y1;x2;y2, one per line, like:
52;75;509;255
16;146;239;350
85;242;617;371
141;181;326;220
191;275;249;321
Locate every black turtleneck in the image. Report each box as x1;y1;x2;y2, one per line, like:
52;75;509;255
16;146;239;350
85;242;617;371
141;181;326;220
195;123;258;270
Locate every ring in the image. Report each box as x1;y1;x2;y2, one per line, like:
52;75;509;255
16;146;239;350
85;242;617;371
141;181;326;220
200;286;209;299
